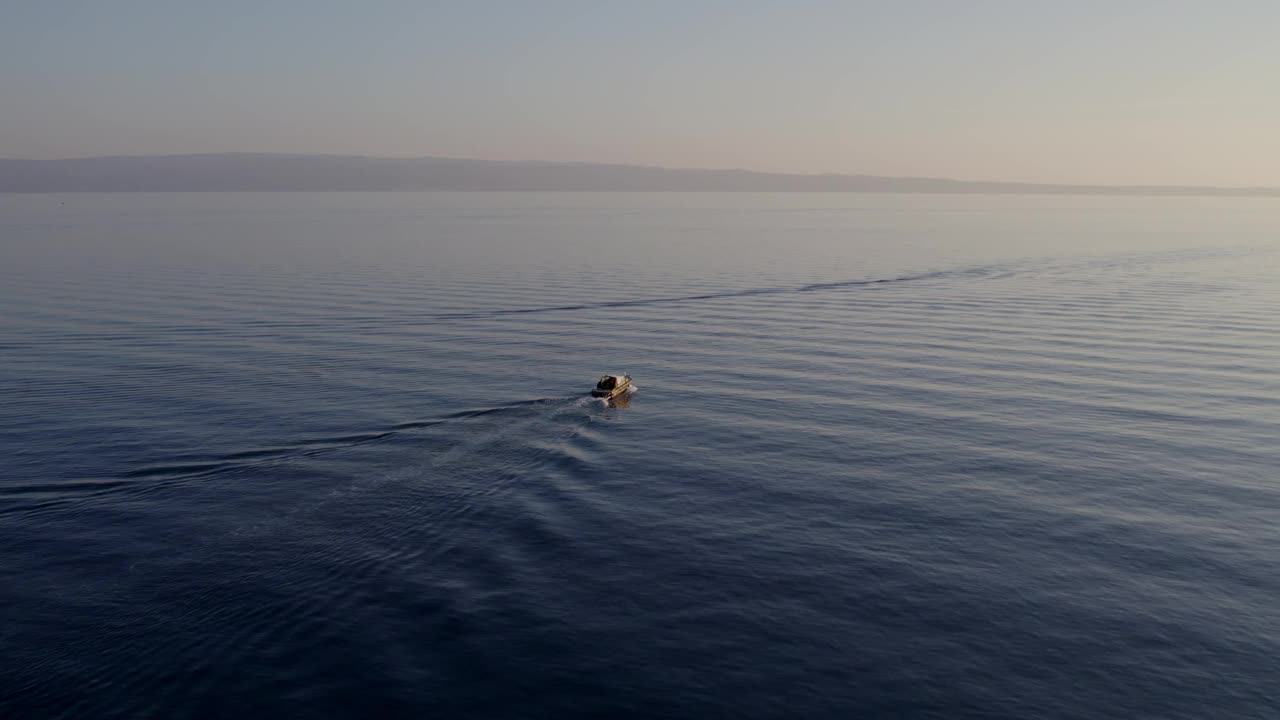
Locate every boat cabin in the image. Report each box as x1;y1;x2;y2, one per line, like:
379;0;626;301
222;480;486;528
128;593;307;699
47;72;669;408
592;374;632;397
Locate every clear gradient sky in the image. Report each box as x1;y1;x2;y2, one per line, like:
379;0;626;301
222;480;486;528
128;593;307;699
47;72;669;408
4;1;1278;185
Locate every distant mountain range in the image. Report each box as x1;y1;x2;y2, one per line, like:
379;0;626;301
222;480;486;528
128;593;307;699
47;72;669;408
2;153;1278;196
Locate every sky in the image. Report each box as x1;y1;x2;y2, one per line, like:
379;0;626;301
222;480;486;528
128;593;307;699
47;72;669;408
3;0;1278;185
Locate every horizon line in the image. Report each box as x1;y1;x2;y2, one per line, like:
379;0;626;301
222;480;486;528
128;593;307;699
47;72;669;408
5;152;1278;193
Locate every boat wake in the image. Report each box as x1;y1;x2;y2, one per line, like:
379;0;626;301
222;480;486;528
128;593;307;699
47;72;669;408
0;393;606;513
425;247;1262;321
428;266;995;320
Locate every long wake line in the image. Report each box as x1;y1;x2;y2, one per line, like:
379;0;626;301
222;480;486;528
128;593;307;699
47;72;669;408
430;267;997;320
428;246;1263;320
0;396;585;512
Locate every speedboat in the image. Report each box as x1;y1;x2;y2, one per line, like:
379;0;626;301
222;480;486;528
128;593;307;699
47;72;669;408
591;374;632;399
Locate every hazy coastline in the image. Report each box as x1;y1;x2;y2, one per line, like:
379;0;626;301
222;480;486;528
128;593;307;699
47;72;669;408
4;153;1279;196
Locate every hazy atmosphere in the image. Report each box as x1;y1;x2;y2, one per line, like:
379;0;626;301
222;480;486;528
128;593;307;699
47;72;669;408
5;4;1280;719
5;0;1279;185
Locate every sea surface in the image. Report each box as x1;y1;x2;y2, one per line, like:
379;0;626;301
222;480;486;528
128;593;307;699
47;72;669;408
2;192;1278;719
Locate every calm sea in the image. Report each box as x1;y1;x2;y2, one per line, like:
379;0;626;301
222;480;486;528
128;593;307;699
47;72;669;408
2;193;1278;719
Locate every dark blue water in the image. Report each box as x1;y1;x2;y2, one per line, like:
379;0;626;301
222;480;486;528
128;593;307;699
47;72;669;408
3;193;1279;719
